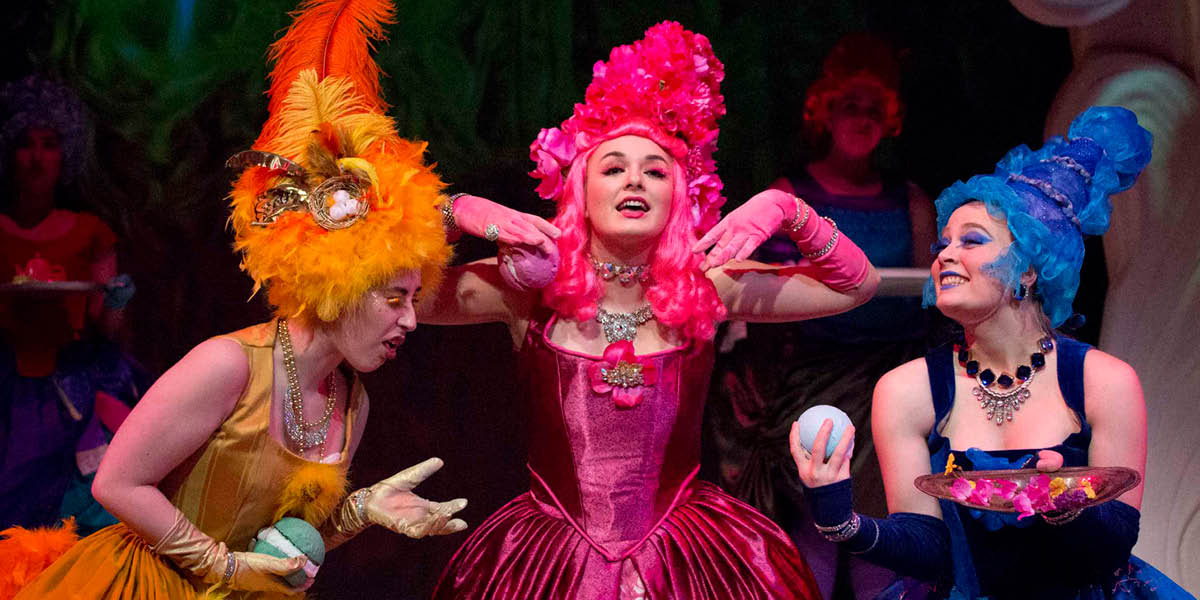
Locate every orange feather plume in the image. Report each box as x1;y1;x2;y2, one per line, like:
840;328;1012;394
257;0;396;150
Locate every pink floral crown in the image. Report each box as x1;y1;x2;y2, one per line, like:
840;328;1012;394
528;21;726;232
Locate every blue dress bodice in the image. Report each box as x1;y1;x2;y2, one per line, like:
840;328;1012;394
756;172;923;343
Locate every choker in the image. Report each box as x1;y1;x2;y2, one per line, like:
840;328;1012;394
591;257;650;285
278;320;337;454
596;305;654;343
957;336;1054;426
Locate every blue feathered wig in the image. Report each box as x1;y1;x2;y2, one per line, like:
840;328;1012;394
922;106;1152;327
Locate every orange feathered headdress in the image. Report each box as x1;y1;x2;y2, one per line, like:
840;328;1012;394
228;0;450;322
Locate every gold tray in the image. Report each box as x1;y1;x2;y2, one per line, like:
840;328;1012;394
915;466;1140;513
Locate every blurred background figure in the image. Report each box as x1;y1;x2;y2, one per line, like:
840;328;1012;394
0;75;143;535
705;33;935;600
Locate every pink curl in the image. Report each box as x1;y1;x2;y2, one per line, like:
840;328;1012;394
542;148;725;341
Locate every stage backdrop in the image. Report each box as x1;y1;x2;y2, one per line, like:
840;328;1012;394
1;1;1095;597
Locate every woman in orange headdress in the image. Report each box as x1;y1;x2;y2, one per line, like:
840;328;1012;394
5;2;464;598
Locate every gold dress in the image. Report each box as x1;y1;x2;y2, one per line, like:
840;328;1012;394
14;321;364;599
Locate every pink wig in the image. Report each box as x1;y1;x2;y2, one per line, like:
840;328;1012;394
542;143;726;342
531;22;728;341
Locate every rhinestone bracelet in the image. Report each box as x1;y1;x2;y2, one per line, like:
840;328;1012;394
782;196;811;233
222;553;237;585
802;217;839;259
814;512;861;542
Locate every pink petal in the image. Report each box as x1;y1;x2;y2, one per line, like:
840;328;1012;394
602;340;634;364
996;480;1019;500
1013;493;1034;520
588;364;612;394
613;387;643;409
968;479;996;506
951;478;974;501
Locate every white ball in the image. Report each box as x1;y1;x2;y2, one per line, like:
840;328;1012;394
796;405;852;460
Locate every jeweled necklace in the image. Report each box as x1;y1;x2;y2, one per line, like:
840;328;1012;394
277;320;337;454
591;257;650;285
596;305;654;343
957;336;1054;426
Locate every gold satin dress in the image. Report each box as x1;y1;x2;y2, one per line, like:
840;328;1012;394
14;321;364;600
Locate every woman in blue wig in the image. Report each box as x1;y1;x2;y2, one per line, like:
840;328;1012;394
791;106;1193;598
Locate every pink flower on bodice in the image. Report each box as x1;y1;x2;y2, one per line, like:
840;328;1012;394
588;341;658;409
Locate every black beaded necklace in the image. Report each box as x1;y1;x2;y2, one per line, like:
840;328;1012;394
955;336;1054;426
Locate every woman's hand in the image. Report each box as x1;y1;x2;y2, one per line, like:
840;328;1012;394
358;457;468;538
692;189;797;271
791;418;855;489
451;194;560;253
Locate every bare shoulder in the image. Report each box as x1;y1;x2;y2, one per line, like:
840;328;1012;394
876;357;931;404
874;357;935;433
1082;348;1144;418
182;337;251;382
150;336;251;412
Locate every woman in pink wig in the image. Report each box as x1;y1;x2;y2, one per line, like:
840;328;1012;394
424;22;878;599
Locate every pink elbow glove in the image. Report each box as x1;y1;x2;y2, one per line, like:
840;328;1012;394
692;189;795;270
444;194;560;254
785;201;870;293
692;189;870;292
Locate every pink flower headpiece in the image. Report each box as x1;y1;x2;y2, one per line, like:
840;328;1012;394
528;21;727;232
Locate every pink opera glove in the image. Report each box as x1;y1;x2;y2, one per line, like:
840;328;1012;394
588;341;658;409
692;189;795;271
785;201;871;292
451;194;561;253
498;242;560;292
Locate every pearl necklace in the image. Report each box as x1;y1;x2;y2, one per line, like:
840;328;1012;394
277;320;337;454
957;336;1054;426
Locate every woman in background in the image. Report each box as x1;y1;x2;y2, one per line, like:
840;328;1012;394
707;33;934;599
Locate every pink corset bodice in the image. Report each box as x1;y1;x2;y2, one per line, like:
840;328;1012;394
521;311;714;560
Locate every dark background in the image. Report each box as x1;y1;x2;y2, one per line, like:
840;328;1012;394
3;1;1074;597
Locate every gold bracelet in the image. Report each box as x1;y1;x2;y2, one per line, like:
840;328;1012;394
441;193;466;232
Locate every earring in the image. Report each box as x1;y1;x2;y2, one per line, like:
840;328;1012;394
1014;284;1028;301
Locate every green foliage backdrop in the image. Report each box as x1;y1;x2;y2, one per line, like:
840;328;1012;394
3;0;1068;374
2;3;1071;597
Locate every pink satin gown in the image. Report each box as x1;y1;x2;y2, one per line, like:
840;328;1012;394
434;310;819;599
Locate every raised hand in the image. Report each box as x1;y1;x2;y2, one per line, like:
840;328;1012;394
791;418;855;489
451;194;560;253
357;457;468;538
692;189;798;271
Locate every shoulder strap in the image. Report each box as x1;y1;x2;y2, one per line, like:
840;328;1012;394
924;341;956;432
1054;335;1090;422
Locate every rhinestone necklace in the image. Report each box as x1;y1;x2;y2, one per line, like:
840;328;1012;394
595;305;654;343
957;336;1054;426
591;257;650;285
277;320;337;454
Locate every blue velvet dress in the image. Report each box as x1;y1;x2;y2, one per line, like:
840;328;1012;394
883;336;1192;599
